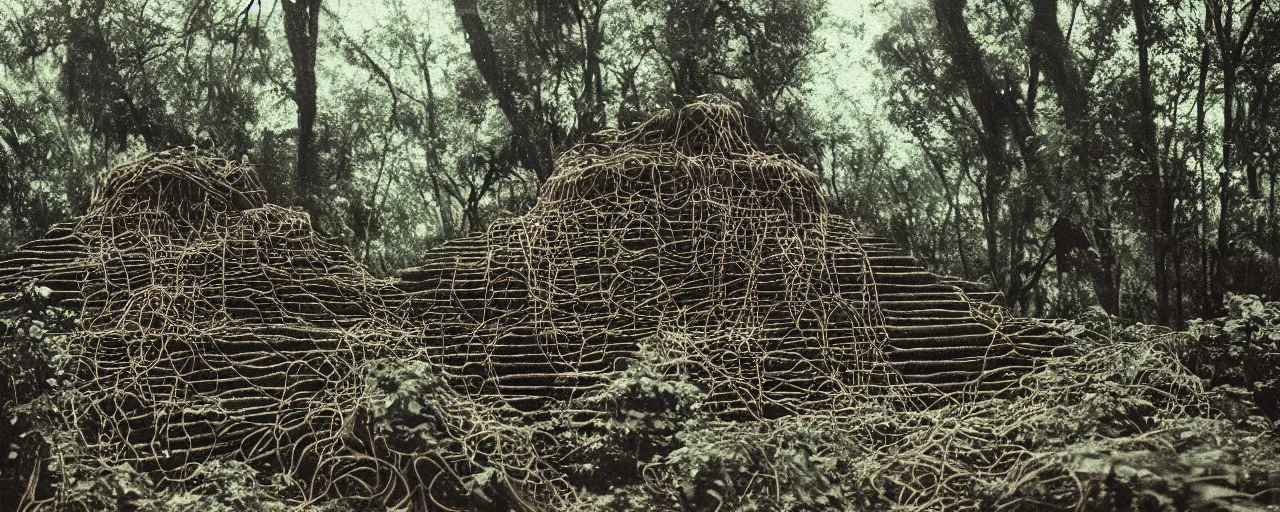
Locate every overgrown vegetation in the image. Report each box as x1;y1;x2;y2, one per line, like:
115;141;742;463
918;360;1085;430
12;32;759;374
5;292;1278;510
3;0;1277;326
3;1;1278;509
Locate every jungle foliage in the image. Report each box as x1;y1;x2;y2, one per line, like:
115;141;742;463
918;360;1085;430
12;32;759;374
1;0;1276;324
3;286;1280;510
2;0;1279;509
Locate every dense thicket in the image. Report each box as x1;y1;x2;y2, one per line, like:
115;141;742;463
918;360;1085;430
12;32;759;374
4;249;1279;510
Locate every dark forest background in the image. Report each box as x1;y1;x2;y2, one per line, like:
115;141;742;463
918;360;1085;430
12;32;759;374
0;0;1276;327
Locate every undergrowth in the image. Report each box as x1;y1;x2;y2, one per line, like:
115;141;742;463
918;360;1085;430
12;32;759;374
3;292;1279;511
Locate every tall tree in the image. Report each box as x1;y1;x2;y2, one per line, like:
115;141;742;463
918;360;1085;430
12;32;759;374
451;0;556;183
1026;0;1120;314
281;0;323;218
648;0;824;151
1130;0;1173;324
874;7;1004;303
1205;0;1263;304
929;0;1047;311
0;0;274;260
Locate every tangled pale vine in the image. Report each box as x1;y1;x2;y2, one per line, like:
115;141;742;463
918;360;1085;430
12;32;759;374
4;100;1268;511
395;99;1063;418
0;150;563;510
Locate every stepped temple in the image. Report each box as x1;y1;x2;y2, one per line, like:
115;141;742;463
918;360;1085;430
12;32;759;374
0;101;1064;508
391;101;1063;416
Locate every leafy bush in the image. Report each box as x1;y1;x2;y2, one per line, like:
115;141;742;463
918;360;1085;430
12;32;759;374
147;460;290;512
0;281;80;510
558;346;708;492
43;458;291;512
1184;294;1280;422
560;316;1280;511
357;357;570;511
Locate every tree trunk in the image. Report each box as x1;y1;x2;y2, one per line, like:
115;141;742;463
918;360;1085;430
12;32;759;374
930;0;1015;296
281;0;323;221
1207;0;1263;309
419;45;456;240
932;0;1056;310
1217;60;1233;307
575;0;607;138
452;0;556;183
1196;8;1212;318
1028;0;1121;315
1131;0;1169;324
1029;0;1087;129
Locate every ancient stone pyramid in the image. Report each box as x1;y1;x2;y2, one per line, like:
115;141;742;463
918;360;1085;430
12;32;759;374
0;150;409;500
0;101;1064;508
391;100;1064;417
